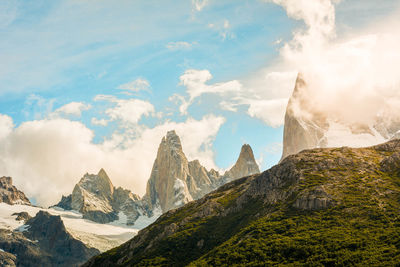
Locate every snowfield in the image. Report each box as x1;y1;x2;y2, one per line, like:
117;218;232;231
0;203;159;252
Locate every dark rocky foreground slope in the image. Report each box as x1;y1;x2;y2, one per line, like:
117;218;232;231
85;139;400;266
0;211;99;267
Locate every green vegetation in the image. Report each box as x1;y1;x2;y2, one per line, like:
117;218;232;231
86;142;400;267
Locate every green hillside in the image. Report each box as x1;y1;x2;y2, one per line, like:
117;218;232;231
84;140;400;266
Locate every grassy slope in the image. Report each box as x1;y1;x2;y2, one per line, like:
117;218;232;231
86;141;400;266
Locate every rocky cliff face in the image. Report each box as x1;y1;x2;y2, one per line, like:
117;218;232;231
84;139;400;266
54;169;151;224
282;73;400;159
0;211;99;267
55;132;260;224
281;74;328;159
0;177;31;205
143;131;260;213
223;144;260;180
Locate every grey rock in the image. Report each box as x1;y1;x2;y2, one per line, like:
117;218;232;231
293;187;334;210
0;176;31;205
224;144;260;181
143;130;260;213
11;212;32;222
54;169;150;225
0;211;99;267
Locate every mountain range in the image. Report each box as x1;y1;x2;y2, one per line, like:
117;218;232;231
2;72;400;266
84;139;400;266
0;130;259;266
54;130;259;226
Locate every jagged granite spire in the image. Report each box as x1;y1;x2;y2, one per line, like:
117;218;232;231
144;131;261;213
144;130;194;213
281;73;328;160
224;144;260;180
55;169;151;224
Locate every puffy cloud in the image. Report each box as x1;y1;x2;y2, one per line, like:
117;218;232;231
267;0;400;130
91;118;108;126
94;95;155;126
0;114;225;207
117;78;150;92
106;99;155;125
53;102;91;117
247;98;288;128
0;114;13;140
174;69;241;114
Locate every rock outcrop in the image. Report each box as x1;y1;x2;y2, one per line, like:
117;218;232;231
223;144;260;180
281;74;328;159
282;73;400;160
11;212;32;222
143;130;260;213
0;177;31;205
0;211;99;267
54;169;151;224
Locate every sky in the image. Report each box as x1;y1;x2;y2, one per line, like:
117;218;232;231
0;0;399;206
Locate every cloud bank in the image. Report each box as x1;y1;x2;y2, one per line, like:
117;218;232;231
0;107;225;207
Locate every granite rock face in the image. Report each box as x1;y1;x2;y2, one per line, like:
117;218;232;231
0;176;31;205
281;74;328;160
0;211;99;267
55;169;151;224
144;130;260;213
282;73;400;160
224;144;260;181
55;131;260;223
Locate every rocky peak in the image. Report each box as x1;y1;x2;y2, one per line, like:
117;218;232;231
281;73;400;160
78;168;114;198
144;130;192;213
281;73;328;160
55;169;151;225
144;131;261;213
0;176;30;205
164;130;183;151
224;144;260;180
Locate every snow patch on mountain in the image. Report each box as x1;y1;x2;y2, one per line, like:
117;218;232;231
0;203;143;252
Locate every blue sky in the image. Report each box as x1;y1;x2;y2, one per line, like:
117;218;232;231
0;0;399;205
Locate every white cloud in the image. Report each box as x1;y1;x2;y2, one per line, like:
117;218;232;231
175;69;242;114
105;98;155;125
271;1;400;127
91;118;108;126
117;78;150;92
0;114;225;207
54;102;91;117
247;98;289;128
0;114;13;140
166;41;195;50
192;0;209;12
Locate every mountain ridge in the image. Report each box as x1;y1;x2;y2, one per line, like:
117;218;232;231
55;130;260;224
84;139;400;266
